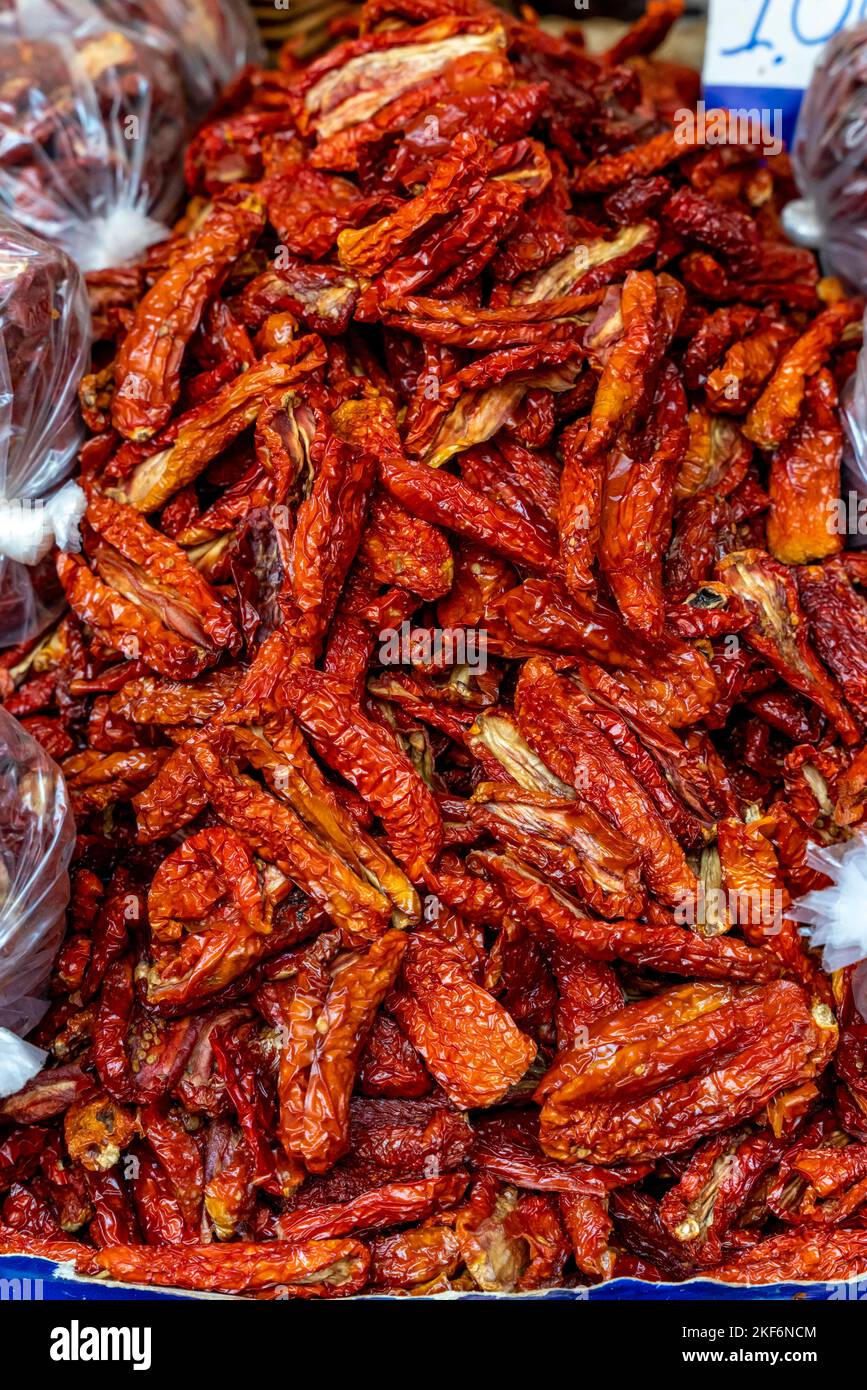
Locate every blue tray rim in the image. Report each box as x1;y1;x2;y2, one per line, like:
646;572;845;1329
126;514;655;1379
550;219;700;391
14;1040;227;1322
2;1251;865;1300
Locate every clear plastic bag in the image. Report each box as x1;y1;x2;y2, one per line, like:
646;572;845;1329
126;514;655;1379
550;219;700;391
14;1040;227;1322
103;0;264;122
790;836;867;971
0;707;74;1096
784;22;867;296
768;29;867;968
842;308;867;542
784;26;867;540
0;212;89;644
0;0;187;270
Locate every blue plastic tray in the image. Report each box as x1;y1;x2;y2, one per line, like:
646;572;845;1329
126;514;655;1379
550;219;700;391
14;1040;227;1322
0;1251;857;1300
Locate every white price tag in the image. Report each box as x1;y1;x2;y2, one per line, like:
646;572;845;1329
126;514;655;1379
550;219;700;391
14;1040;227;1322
703;0;867;143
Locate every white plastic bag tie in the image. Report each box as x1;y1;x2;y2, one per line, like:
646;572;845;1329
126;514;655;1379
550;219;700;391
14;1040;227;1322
789;831;867;971
0;480;85;565
67;206;172;274
781;197;824;250
0;1027;47;1100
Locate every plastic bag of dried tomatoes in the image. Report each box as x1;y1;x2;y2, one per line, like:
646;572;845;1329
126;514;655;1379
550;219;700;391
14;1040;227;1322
0;0;187;270
842;309;867;499
783;25;867;542
0;213;89;645
785;23;867;297
781;23;867;968
102;0;264;122
0;707;74;1097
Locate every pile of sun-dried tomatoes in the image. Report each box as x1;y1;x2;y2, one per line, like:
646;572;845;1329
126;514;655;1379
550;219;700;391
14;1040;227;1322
2;0;867;1296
